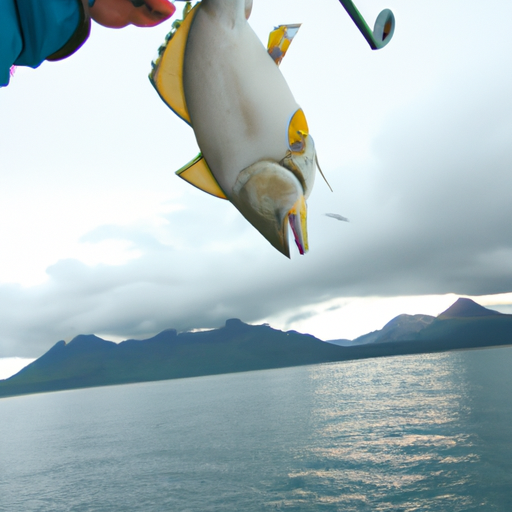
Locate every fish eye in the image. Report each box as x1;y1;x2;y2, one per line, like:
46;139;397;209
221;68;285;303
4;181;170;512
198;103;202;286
290;137;305;152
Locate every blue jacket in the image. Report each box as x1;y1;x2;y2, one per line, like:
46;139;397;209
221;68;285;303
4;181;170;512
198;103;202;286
1;0;93;87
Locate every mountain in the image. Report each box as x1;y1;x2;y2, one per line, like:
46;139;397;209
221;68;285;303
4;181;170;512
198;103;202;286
1;299;511;399
438;297;502;318
325;338;352;347
406;299;510;346
0;320;353;398
351;314;436;345
340;298;511;350
323;299;512;364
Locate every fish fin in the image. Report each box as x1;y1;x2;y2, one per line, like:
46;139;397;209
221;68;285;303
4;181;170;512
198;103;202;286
267;24;301;66
176;154;228;200
149;3;200;125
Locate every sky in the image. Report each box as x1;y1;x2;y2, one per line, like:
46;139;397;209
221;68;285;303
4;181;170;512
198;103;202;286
1;0;512;371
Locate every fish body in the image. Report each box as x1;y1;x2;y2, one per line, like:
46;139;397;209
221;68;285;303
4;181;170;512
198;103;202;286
183;2;298;194
150;0;317;256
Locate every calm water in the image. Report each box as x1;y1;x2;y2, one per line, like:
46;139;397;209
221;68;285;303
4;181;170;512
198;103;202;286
1;346;512;511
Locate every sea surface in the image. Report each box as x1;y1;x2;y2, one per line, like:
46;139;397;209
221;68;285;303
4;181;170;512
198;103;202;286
1;346;512;511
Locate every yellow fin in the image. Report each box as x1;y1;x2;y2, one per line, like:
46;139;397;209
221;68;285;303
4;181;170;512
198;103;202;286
149;3;200;125
176;154;228;200
288;108;309;152
267;24;301;66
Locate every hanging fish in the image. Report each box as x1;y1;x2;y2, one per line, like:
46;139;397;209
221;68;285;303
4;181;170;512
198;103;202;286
149;0;319;257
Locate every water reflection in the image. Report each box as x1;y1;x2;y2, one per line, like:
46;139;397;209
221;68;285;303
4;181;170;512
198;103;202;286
281;353;484;510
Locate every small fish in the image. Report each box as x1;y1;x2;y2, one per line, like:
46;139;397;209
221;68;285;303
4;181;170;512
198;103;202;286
150;0;319;257
325;213;349;222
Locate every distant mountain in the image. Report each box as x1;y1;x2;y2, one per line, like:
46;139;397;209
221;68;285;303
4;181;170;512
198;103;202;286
1;300;511;399
405;299;510;346
325;338;352;347
339;298;511;349
438;298;502;318
351;314;436;345
325;299;512;365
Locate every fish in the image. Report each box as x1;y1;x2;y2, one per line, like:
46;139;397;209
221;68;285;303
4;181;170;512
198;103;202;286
325;213;349;222
149;0;318;257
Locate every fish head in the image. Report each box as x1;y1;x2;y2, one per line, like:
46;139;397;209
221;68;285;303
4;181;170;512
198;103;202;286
230;110;321;257
231;161;308;257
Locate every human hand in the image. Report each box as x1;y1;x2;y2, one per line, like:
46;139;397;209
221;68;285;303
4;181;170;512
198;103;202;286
90;0;176;28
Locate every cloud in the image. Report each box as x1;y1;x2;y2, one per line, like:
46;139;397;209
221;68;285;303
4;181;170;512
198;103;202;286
1;0;512;356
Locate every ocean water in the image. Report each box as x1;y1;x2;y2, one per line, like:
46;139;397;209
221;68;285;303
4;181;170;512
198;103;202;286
1;347;512;512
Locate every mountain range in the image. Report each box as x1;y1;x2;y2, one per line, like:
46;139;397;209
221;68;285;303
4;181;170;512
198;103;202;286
1;298;511;399
329;298;504;346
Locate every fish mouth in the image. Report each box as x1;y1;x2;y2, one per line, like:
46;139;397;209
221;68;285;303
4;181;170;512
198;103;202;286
287;195;308;255
231;160;308;257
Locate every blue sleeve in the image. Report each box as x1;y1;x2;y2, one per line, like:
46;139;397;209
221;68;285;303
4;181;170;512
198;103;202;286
1;0;82;87
14;0;81;66
0;0;23;86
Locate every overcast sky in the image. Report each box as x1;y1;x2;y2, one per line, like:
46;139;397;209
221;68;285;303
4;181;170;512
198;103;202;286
1;0;512;360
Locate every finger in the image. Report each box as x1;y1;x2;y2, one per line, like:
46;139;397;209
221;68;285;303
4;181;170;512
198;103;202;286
130;0;175;27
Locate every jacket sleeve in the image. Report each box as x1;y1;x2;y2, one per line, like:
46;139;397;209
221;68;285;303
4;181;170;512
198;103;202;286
47;0;92;62
1;0;92;86
14;0;91;66
0;0;24;86
0;0;94;87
